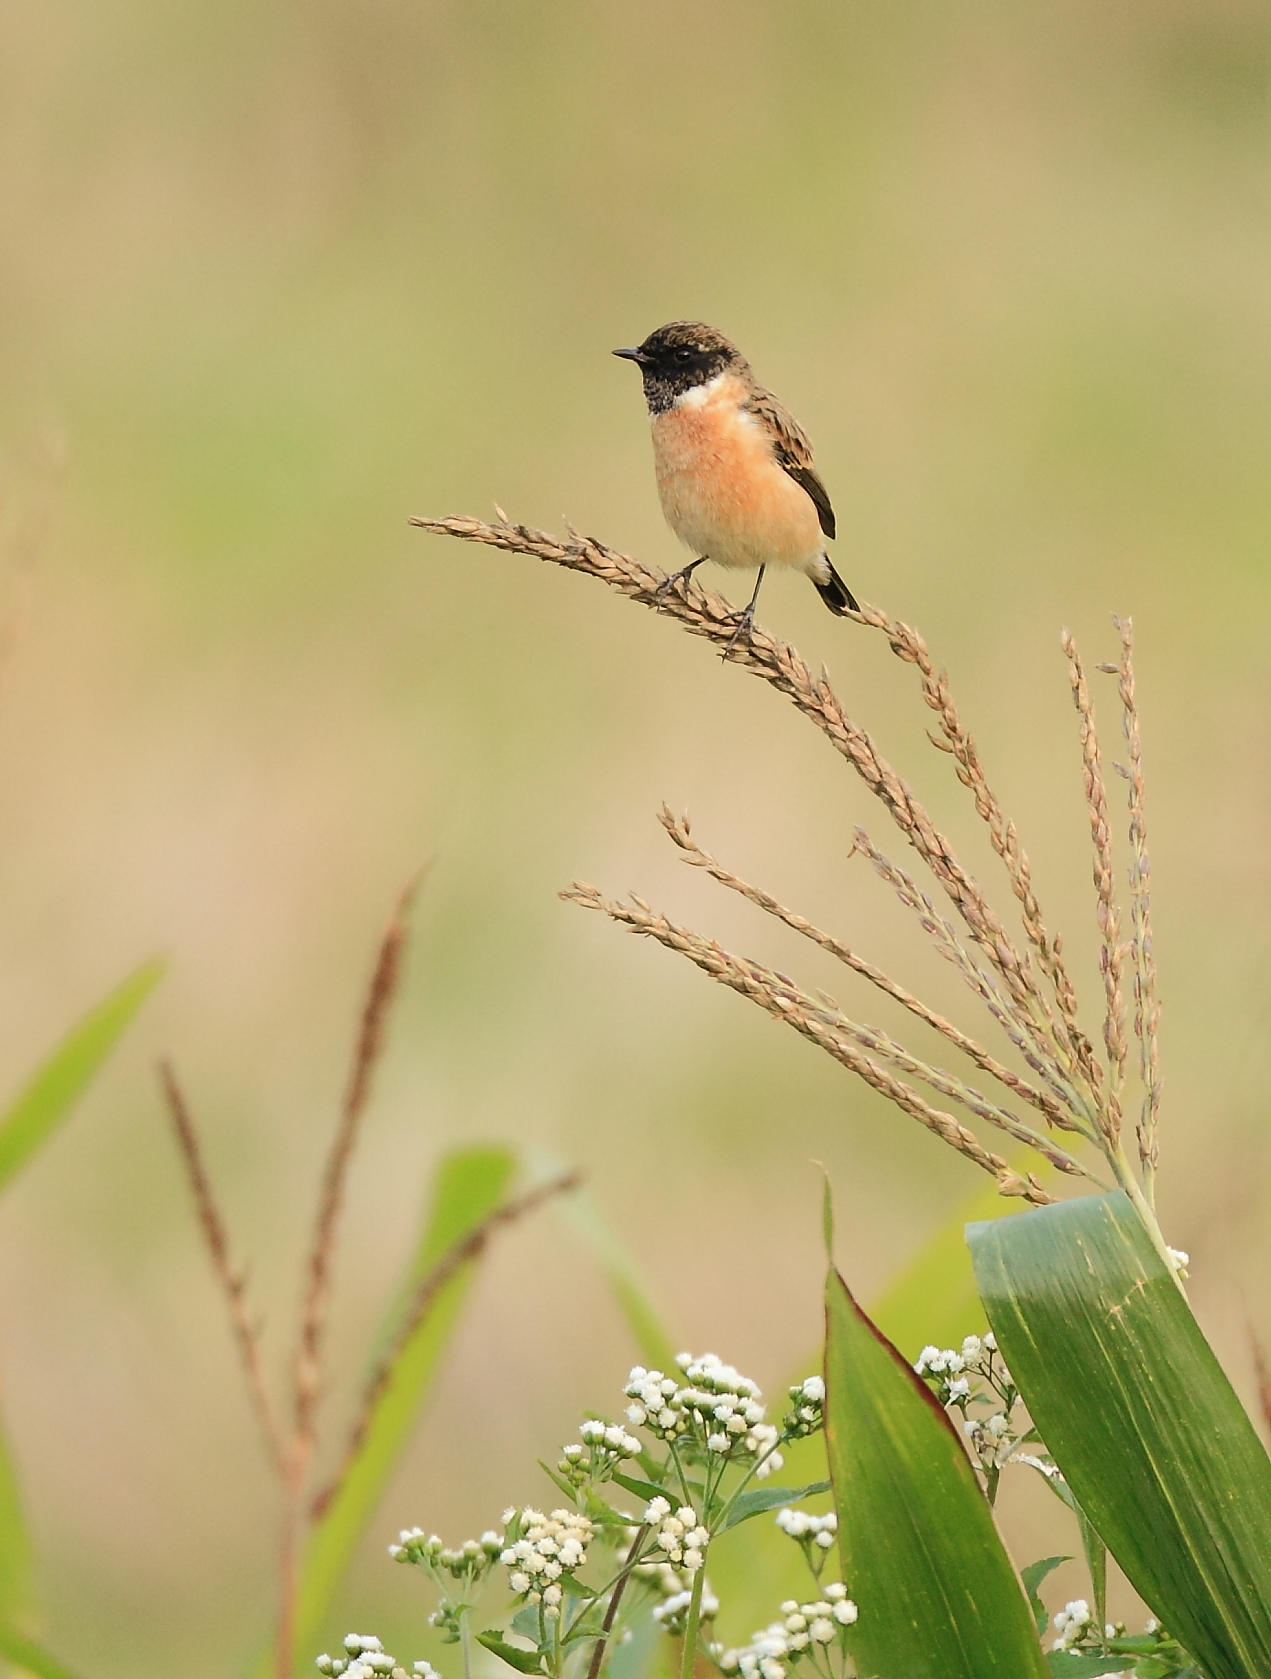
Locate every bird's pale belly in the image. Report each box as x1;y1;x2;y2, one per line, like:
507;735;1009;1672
650;392;825;575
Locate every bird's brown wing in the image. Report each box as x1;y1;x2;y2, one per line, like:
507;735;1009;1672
745;386;836;541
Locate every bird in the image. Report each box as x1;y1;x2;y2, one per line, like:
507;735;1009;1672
613;321;858;649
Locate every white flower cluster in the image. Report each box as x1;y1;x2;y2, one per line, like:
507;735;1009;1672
915;1333;1008;1390
559;1417;642;1486
961;1408;1019;1468
774;1508;837;1550
717;1585;858;1679
388;1528;504;1579
644;1498;710;1573
915;1333;1025;1475
499;1508;594;1619
645;1561;721;1633
624;1354;784;1477
1051;1599;1095;1650
782;1376;825;1440
316;1634;437;1679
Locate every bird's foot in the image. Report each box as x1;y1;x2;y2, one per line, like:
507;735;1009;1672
721;602;758;659
654;558;706;606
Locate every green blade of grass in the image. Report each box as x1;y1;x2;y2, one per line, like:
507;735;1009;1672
824;1265;1047;1679
0;956;162;1662
0;1624;85;1679
0;958;164;1195
0;1411;31;1629
285;1144;517;1671
969;1190;1271;1679
557;1190;678;1372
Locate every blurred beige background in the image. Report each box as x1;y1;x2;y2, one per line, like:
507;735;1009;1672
0;0;1269;1673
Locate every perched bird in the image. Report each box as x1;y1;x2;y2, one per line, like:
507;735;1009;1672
613;321;858;646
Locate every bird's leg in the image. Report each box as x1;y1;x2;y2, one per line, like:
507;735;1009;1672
655;555;708;604
722;565;766;658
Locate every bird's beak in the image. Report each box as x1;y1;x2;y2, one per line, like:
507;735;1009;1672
612;346;649;364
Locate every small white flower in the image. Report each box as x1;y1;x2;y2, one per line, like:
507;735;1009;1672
832;1599;857;1625
800;1376;825;1402
808;1618;835;1644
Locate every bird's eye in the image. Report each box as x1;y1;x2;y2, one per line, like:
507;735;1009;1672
675;346;693;362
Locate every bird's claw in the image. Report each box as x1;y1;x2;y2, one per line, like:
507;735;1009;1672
654;572;684;605
654;558;706;607
722;605;757;659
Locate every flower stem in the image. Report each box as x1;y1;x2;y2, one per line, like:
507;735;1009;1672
679;1568;706;1679
585;1527;647;1679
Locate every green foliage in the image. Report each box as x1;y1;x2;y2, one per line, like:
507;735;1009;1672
969;1191;1271;1679
558;1192;678;1373
1021;1557;1069;1638
0;1413;31;1636
477;1631;545;1675
870;1174;1029;1358
706;1172;1026;1646
0;959;163;1195
717;1482;829;1531
823;1266;1047;1679
0;1624;84;1679
0;959;163;1670
287;1145;517;1668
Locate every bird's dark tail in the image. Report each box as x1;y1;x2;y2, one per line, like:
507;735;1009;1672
814;557;860;616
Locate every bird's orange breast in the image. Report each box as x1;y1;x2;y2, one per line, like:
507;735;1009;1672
650;373;824;573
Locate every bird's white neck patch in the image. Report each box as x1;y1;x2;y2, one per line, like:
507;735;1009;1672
675;371;728;410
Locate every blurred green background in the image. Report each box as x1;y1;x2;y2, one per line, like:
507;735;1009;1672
0;0;1269;1672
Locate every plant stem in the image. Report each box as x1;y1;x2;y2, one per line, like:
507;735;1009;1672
678;1568;706;1679
585;1528;647;1679
276;1446;308;1679
1108;1143;1183;1293
459;1608;474;1679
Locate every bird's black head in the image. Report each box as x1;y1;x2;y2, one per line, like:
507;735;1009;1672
613;321;747;413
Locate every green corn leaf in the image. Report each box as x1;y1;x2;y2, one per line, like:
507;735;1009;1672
557;1191;678;1372
0;1624;85;1679
282;1145;517;1671
969;1190;1271;1679
707;1172;1035;1646
0;958;163;1195
824;1265;1047;1678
